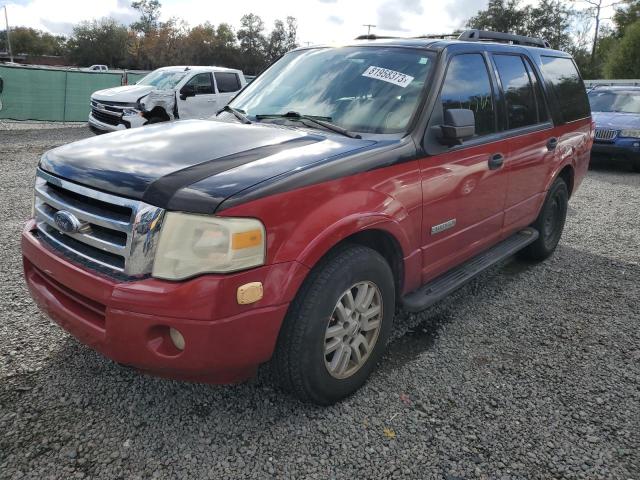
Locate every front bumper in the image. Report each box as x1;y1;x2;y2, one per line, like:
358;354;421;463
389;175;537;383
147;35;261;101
22;220;308;383
88;112;146;133
592;139;640;163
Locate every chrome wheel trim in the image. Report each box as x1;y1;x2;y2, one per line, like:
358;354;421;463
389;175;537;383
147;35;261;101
324;281;383;379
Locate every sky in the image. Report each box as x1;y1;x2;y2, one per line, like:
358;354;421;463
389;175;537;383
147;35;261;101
0;0;620;45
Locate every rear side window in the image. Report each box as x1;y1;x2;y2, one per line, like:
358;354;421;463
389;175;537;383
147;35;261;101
540;56;590;122
215;72;241;93
441;54;496;136
494;55;540;129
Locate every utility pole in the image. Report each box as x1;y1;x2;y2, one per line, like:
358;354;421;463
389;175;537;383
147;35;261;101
363;24;376;36
3;5;13;63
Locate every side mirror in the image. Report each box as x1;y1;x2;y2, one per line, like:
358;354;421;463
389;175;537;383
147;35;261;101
179;84;196;100
438;109;475;146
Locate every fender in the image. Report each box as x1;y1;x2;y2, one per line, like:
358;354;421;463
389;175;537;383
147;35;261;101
264;188;417;267
221;173;424;300
296;212;413;269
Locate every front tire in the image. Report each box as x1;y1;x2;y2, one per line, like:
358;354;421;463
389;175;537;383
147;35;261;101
519;176;568;261
272;245;395;405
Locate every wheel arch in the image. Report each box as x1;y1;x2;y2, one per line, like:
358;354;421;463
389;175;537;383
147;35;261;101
144;106;171;122
557;164;575;197
320;228;406;299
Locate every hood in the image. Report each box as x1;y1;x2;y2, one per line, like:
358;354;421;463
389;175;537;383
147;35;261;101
91;84;157;103
592;111;640;130
40;120;382;213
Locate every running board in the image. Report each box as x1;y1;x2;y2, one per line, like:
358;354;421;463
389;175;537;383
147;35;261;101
401;228;539;312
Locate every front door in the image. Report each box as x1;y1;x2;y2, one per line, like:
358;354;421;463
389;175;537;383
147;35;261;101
420;53;509;283
177;72;219;119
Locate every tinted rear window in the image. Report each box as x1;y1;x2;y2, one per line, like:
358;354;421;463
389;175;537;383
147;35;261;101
540;56;590;122
215;72;241;93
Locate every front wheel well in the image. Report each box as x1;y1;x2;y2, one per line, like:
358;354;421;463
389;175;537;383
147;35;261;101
331;229;405;299
143;106;170;122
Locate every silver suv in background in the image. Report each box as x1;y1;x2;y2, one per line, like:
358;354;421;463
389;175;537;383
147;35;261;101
88;66;246;133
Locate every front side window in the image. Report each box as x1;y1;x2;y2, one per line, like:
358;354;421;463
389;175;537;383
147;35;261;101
215;72;241;93
541;56;590;122
441;54;497;137
494;54;539;129
186;73;214;95
588;90;640;114
229;47;435;134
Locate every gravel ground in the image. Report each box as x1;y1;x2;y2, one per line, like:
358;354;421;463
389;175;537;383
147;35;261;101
0;127;638;480
0;120;86;131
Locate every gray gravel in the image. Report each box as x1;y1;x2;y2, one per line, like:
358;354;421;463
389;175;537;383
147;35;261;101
1;127;638;480
0;120;86;131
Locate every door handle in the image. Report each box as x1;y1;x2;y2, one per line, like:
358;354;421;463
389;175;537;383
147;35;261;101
547;137;559;150
488;153;504;170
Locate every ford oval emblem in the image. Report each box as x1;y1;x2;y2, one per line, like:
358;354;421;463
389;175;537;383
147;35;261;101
53;210;82;234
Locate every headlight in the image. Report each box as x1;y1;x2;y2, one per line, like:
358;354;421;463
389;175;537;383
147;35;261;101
152;213;266;280
122;108;140;116
620;129;640;138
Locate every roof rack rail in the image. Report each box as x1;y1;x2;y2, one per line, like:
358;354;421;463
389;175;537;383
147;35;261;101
355;34;398;40
414;33;461;40
458;29;550;48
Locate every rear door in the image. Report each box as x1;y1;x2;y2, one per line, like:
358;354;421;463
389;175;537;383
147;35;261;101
420;52;510;282
490;53;556;231
177;72;218;119
214;72;243;107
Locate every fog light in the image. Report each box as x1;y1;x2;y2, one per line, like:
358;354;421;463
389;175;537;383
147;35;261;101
169;328;185;351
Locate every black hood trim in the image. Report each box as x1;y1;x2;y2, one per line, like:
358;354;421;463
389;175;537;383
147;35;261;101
216;137;418;212
141;136;322;207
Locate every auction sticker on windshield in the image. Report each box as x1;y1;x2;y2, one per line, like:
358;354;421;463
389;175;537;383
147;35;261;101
362;66;414;88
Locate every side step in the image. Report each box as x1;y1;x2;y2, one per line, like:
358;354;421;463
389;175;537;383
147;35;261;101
401;228;539;312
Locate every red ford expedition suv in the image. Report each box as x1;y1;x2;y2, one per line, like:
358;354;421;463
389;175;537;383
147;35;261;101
22;30;593;404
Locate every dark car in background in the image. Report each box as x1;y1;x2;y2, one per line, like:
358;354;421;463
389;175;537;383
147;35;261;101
588;86;640;172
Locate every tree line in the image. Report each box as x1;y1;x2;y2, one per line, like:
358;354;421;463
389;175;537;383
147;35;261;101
1;0;639;78
467;0;640;78
0;0;297;75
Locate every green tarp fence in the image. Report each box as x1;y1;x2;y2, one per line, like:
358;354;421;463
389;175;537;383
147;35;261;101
0;66;148;122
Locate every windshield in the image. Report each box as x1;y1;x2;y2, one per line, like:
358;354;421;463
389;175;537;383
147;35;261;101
588;90;640;114
137;70;188;89
229;47;435;134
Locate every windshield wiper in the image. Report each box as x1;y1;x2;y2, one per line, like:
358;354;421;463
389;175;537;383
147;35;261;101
218;105;251;124
255;111;361;139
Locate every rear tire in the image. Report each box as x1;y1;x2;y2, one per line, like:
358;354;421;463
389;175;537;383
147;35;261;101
519;177;568;261
272;245;395;405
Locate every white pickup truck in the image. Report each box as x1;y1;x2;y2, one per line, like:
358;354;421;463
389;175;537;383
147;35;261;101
88;66;246;133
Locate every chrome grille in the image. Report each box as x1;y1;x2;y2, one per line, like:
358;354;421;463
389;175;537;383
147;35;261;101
33;169;165;277
594;128;618;141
